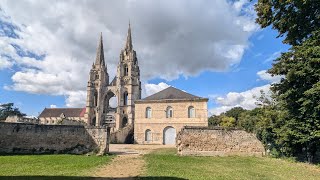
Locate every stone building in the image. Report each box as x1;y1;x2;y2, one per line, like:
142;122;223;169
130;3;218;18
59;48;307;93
38;108;86;125
37;24;209;145
84;23;141;130
134;87;208;145
5;115;40;124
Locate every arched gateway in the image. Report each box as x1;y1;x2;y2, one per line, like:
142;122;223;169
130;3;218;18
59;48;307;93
163;126;176;145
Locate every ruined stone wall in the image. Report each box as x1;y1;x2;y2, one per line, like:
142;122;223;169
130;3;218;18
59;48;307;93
111;124;133;144
177;127;265;156
0;122;109;155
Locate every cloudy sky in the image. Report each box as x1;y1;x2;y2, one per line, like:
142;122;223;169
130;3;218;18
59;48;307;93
0;0;288;116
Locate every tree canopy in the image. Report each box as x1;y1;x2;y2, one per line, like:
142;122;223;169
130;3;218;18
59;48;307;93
255;0;320;45
0;103;26;120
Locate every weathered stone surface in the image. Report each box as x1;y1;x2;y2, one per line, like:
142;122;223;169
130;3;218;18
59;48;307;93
177;127;265;156
0;122;109;155
111;124;134;144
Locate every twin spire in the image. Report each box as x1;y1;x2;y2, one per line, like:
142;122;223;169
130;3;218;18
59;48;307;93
95;32;105;66
125;22;133;51
94;23;133;66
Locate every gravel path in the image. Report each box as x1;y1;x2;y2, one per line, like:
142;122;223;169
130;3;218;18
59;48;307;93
93;144;174;179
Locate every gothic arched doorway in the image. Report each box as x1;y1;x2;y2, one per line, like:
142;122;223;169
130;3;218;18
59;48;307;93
104;91;117;114
122;117;128;128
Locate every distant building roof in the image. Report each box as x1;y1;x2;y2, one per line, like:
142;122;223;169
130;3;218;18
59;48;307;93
38;108;85;118
138;86;207;102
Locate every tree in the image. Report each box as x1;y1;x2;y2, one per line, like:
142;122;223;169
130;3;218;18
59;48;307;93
225;107;247;123
255;0;320;45
0;103;26;120
220;115;236;128
267;31;320;163
208;115;222;127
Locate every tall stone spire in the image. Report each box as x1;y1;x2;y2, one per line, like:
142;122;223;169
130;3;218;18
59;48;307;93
125;22;132;50
95;32;105;66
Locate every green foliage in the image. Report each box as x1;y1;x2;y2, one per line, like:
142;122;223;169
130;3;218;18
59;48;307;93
224;107;246;122
255;0;320;45
208;115;222;127
267;30;320;162
0;103;26;120
220;115;236;128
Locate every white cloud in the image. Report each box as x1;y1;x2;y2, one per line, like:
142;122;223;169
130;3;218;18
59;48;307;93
142;82;170;98
50;104;57;108
0;0;257;107
257;70;283;83
210;84;271;115
65;91;87;107
264;51;282;63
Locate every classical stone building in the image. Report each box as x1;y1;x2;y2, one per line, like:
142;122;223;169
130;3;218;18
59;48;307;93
134;87;208;145
84;24;141;131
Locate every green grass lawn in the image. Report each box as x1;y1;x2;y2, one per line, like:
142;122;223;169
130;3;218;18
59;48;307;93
0;154;112;178
144;149;320;180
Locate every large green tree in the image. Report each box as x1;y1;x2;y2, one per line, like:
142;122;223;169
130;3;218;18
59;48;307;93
268;31;320;162
255;0;320;163
255;0;320;45
0;103;26;120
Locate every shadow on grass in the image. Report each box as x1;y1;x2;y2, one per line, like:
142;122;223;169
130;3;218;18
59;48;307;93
0;176;187;180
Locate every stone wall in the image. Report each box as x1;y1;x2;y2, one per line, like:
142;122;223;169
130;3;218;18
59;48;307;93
0;122;109;155
177;126;265;156
111;124;133;144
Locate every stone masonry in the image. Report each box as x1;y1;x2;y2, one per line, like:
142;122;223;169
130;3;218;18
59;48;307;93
134;88;208;144
177;126;265;156
0;122;109;155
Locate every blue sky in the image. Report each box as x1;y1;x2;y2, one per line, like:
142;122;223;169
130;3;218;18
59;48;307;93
0;0;289;116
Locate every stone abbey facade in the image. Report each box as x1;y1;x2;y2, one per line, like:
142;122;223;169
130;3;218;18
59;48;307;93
84;24;141;130
37;24;210;145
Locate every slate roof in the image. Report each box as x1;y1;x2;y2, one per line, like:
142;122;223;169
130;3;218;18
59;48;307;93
38;108;85;118
142;86;205;101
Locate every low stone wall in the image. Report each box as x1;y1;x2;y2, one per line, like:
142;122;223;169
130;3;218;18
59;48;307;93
177;126;265;156
0;122;109;155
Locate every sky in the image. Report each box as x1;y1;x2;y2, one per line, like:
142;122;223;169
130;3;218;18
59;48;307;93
0;0;289;117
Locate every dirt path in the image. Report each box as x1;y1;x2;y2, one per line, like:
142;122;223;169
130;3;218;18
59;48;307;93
93;144;174;179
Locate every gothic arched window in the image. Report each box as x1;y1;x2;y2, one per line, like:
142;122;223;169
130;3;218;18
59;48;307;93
188;106;195;118
124;92;128;105
124;64;128;76
166;106;173;118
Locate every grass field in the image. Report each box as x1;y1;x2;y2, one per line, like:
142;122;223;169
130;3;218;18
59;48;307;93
144;149;320;180
0;154;112;178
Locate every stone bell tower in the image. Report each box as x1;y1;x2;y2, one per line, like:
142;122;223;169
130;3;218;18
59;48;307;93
113;23;141;129
85;24;141;131
84;33;109;126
